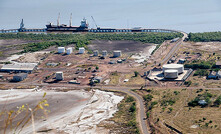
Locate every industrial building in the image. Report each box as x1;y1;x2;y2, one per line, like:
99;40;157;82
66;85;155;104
113;50;122;57
58;47;65;53
1;63;38;73
93;50;99;56
13;73;28;82
56;72;63;80
79;47;85;54
66;47;73;55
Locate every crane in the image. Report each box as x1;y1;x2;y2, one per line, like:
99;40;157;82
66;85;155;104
91;16;100;29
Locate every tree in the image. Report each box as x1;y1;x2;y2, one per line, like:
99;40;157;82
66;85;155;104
95;66;99;70
134;71;139;77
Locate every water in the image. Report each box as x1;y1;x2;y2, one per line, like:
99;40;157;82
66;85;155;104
0;0;221;33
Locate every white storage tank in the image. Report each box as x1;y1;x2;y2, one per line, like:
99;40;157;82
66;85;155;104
56;72;63;80
102;50;107;57
66;47;73;55
93;50;99;56
113;50;122;57
58;47;65;53
163;64;184;74
164;70;178;79
79;47;85;54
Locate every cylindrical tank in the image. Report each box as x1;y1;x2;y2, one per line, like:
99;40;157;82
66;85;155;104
56;72;63;80
93;50;99;56
79;47;85;54
58;47;65;53
113;50;122;57
102;50;107;57
66;47;73;55
163;64;184;74
164;70;178;79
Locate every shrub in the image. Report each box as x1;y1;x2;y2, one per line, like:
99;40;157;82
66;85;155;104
184;80;192;86
126;96;135;102
143;94;153;103
214;95;221;106
134;71;139;77
129;102;136;113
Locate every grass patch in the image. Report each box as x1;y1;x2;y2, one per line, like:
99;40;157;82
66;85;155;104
136;88;221;134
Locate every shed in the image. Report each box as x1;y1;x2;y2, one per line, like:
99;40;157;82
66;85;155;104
13;73;28;82
207;71;217;79
178;59;186;64
215;61;221;68
56;72;63;81
93;76;102;83
216;71;221;79
198;100;207;105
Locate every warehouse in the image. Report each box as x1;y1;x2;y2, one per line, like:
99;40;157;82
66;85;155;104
1;63;38;73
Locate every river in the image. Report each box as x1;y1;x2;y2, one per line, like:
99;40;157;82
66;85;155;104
0;0;221;33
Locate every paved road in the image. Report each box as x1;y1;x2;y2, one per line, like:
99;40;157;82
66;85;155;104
160;32;188;65
101;86;149;134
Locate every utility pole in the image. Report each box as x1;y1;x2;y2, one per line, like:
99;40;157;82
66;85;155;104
69;13;72;27
57;13;60;26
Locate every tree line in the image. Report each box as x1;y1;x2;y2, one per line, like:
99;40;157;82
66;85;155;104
188;32;221;42
0;32;183;53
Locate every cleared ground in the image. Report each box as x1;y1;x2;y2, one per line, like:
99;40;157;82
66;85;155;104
0;40;41;60
88;40;154;54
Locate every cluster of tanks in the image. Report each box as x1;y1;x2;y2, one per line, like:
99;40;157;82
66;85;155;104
93;50;121;57
163;64;184;79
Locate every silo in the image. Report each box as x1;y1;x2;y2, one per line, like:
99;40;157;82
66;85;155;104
163;64;184;74
113;50;122;57
164;70;178;79
66;47;73;55
102;50;107;57
56;72;63;80
58;47;65;53
79;47;85;54
93;50;99;56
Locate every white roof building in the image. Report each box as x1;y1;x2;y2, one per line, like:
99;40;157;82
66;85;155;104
1;63;38;73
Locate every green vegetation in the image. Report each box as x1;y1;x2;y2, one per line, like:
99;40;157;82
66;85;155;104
214;95;221;107
134;71;139;77
126;96;135;102
188;92;214;107
0;32;183;53
143;94;153;103
106;95;139;134
184;60;215;70
188;32;221;42
129;102;136;113
184;80;192;87
194;69;210;76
